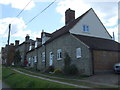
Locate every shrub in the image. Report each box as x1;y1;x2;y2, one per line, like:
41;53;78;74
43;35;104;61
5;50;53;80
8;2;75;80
64;52;71;66
63;64;78;75
63;52;78;75
53;69;62;74
45;66;54;73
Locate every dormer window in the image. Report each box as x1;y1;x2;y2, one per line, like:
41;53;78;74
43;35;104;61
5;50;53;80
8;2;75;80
83;25;89;32
35;41;37;48
29;45;32;51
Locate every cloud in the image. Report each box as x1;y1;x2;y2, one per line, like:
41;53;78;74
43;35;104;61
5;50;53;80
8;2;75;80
107;25;118;40
0;17;42;43
56;0;91;23
0;0;35;10
0;0;59;10
31;31;42;40
56;0;118;41
0;17;32;38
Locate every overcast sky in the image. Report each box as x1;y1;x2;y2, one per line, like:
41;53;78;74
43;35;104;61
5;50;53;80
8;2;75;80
0;0;119;50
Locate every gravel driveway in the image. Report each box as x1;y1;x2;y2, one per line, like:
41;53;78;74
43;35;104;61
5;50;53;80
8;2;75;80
82;71;120;86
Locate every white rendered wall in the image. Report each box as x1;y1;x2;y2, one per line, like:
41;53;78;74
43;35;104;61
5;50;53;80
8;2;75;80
69;9;112;40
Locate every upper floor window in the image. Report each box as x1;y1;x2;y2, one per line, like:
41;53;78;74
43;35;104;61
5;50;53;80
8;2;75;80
29;45;32;51
76;48;81;58
57;49;62;60
35;41;37;48
42;52;45;62
83;25;89;32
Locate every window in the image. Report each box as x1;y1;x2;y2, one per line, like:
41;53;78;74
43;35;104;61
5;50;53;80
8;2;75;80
83;25;89;32
57;49;62;60
29;45;32;51
28;58;31;64
42;52;45;62
76;48;81;58
34;56;37;62
35;41;37;48
49;52;53;66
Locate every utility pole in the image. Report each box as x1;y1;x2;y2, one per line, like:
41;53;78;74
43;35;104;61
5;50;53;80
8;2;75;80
8;24;11;45
6;24;11;66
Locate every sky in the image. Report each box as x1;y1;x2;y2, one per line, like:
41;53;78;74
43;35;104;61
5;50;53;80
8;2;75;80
0;0;119;51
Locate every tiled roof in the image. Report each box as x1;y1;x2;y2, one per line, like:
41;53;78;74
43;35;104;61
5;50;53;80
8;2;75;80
41;32;52;37
72;34;120;51
44;8;92;45
18;39;35;46
36;38;42;42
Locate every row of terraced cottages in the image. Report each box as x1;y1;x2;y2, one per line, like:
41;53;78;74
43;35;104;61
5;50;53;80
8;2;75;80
26;8;120;76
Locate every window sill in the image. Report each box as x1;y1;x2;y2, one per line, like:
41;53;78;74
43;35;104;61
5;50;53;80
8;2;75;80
76;56;81;59
57;58;62;60
42;61;45;63
82;31;90;34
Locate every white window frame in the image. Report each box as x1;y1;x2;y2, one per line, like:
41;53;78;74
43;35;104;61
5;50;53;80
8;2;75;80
34;56;37;63
57;49;62;60
42;52;45;62
76;48;81;58
29;45;32;51
83;25;89;32
49;52;53;66
28;58;31;64
35;41;37;48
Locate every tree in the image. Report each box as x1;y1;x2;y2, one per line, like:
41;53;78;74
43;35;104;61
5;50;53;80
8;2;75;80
63;52;78;75
14;50;21;66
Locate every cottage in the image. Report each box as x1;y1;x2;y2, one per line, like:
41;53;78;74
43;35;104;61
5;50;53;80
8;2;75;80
26;8;120;75
15;35;35;66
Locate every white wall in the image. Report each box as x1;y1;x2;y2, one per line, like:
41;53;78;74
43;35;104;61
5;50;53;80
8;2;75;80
70;9;112;40
42;33;50;44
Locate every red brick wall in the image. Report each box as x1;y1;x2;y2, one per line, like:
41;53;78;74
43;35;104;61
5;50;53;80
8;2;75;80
93;50;120;71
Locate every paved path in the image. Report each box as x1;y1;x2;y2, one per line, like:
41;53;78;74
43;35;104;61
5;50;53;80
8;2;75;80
15;68;119;88
12;68;90;88
0;80;11;89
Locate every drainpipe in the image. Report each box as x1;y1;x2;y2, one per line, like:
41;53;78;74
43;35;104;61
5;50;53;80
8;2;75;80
89;48;94;75
45;44;47;69
36;48;38;70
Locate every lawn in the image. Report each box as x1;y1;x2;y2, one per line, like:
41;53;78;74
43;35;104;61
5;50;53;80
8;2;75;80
11;67;117;88
2;67;76;88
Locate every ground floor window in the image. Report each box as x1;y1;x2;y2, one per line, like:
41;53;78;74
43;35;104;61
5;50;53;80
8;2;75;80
57;49;62;60
76;48;81;58
34;56;37;62
42;52;45;62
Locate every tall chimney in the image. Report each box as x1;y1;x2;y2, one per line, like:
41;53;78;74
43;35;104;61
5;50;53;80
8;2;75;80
65;8;75;25
15;40;19;46
10;43;14;46
112;32;115;40
25;34;30;41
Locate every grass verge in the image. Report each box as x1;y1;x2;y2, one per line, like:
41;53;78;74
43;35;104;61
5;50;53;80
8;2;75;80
2;67;76;88
12;67;117;88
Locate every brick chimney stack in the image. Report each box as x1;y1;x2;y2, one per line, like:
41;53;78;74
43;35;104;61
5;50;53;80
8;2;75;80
10;43;14;46
25;34;30;41
15;40;19;46
65;8;75;25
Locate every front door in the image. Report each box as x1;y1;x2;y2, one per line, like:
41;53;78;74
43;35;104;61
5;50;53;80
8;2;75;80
49;52;53;66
